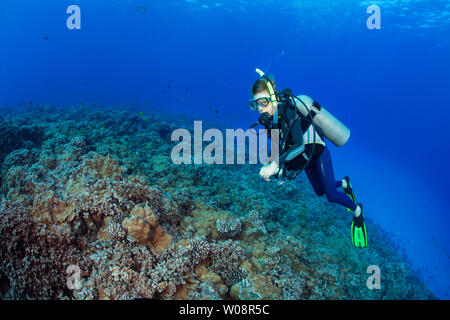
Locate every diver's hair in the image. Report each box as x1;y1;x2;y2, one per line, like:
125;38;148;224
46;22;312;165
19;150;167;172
251;75;276;95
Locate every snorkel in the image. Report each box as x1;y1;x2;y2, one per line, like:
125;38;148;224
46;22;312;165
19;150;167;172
249;68;279;134
255;68;278;125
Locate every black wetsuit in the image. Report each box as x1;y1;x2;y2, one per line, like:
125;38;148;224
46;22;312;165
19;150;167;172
269;100;324;171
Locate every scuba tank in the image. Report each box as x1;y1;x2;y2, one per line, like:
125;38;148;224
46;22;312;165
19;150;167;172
293;95;350;147
274;88;350;183
273;88;350;147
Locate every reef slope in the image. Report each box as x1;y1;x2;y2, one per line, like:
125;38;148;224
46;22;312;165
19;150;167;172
0;104;435;300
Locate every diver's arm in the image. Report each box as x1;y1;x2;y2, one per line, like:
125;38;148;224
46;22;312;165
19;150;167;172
260;118;305;181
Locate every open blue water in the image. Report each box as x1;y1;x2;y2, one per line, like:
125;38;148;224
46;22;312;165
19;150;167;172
0;0;449;299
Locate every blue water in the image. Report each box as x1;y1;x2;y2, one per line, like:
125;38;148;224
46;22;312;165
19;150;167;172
1;0;449;299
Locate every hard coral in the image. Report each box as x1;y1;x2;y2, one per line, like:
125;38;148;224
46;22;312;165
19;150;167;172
216;218;242;239
0;201;92;299
0;104;436;300
210;240;248;286
122;204;173;253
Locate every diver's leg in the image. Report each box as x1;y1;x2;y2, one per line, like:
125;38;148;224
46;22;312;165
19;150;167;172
314;148;367;247
317;147;357;212
341;176;357;206
305;161;326;197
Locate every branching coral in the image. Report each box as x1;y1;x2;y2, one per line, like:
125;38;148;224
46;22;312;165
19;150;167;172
216;218;242;238
210;240;248;286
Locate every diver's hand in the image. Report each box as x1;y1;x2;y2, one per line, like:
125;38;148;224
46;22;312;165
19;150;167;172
259;161;279;181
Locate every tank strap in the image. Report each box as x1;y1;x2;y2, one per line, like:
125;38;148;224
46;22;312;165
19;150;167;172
311;100;322;117
279;92;325;147
294;97;326;140
292;96;315;134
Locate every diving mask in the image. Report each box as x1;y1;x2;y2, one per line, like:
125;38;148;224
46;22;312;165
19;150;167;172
249;97;271;111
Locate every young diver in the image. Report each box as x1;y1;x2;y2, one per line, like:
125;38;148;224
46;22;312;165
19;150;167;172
249;68;368;248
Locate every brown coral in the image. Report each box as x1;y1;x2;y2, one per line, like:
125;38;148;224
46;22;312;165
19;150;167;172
122;204;173;253
82;152;125;178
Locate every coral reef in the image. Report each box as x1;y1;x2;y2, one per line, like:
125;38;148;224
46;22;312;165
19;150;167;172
0;201;92;299
216;218;242;239
122;204;173;252
0;103;436;300
0;117;44;156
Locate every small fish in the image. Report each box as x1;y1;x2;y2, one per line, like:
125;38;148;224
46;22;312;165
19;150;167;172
215;109;219;114
144;118;149;123
46;82;51;86
139;111;145;116
185;87;189;91
224;114;240;119
28;100;32;105
168;85;171;89
100;127;105;131
136;6;147;13
44;36;48;40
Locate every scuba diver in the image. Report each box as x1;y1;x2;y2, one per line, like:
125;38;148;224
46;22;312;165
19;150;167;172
249;68;367;248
